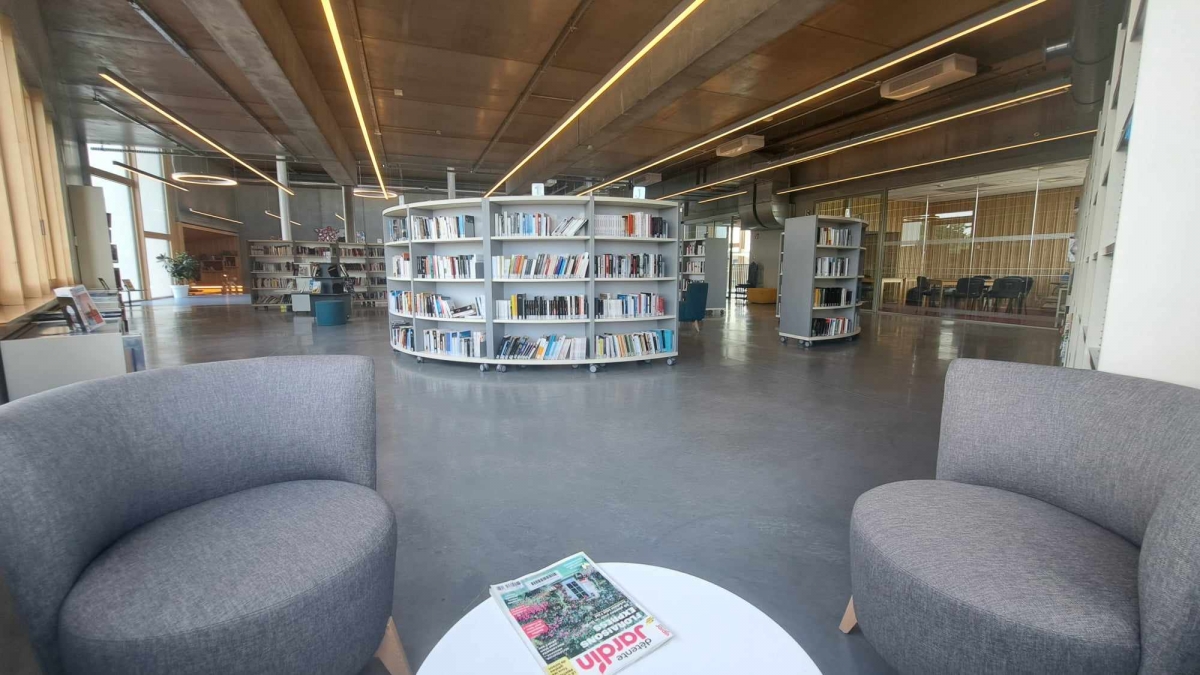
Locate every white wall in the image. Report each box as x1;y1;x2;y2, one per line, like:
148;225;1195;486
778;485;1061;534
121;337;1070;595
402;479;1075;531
749;229;781;289
1099;1;1200;388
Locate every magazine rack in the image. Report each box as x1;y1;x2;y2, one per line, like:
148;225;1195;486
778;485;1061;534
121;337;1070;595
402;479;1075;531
383;196;680;373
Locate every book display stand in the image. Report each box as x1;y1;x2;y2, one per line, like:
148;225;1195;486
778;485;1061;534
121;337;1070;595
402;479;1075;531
778;215;865;348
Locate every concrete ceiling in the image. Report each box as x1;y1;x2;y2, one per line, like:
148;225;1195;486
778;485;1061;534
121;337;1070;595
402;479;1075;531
887;158;1089;201
41;0;1079;194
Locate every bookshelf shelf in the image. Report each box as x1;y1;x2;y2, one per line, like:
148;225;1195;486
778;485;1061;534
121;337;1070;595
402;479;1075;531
778;215;865;348
382;196;680;371
411;316;486;324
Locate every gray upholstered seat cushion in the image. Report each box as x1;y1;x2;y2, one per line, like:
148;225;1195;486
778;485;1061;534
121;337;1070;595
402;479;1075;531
850;480;1141;675
59;480;396;675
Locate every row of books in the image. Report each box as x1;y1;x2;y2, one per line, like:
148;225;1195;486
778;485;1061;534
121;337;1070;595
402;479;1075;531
416;255;484;280
252;262;292;272
811;316;856;337
682;260;704;274
253;278;296;289
818;226;854;246
295;245;332;257
595;292;666;319
254;294;290;305
251;244;293;257
354;290;385;303
815;256;850;277
497;335;587;361
366;246;386;258
814;287;854;307
339;247;368;258
496;294;587;320
594;253;667;279
493;212;587;237
391;291;484;319
682;241;704;256
595;330;675;358
423;328;486;357
367;261;386;272
366;276;388;287
410;215;476;240
493;254;589;279
390;322;412;349
594;213;668;238
388;218;409;242
391;253;411;278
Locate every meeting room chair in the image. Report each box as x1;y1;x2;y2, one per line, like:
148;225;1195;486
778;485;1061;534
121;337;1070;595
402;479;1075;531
680;281;709;331
842;359;1200;675
734;261;760;304
0;356;411;675
984;276;1026;313
904;277;941;307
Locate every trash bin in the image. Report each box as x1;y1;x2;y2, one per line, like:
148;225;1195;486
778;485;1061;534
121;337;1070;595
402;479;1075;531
313;295;350;326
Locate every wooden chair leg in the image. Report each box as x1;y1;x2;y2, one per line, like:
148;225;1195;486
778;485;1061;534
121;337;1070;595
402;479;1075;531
839;597;858;634
375;617;413;675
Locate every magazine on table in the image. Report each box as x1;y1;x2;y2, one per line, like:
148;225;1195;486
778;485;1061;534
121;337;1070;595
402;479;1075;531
491;552;672;675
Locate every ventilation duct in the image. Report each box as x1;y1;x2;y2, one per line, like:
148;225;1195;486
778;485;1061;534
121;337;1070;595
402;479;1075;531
1070;0;1122;110
737;169;791;230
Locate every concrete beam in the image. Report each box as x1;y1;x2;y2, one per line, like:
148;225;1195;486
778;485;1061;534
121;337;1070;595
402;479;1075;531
182;0;358;185
505;0;835;193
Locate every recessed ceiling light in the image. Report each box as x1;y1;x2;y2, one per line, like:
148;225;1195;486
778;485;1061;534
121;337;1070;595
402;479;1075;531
393;89;403;97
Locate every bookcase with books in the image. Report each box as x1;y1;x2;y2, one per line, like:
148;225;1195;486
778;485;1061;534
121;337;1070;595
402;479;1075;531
249;240;296;308
383;196;679;373
678;225;729;313
777;215;864;347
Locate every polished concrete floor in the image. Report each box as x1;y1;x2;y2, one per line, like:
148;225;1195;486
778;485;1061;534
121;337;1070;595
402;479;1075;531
3;297;1060;674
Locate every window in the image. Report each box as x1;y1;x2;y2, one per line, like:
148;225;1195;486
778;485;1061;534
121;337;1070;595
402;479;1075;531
135;152;170;234
91;174;143;291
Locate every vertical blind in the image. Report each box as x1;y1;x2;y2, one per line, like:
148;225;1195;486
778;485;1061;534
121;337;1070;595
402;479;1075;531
0;17;74;306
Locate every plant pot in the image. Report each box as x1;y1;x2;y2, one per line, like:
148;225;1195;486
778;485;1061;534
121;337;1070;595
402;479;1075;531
170;284;190;300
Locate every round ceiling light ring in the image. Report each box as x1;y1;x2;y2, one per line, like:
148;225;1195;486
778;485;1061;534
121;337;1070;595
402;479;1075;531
171;172;238;187
353;187;398;199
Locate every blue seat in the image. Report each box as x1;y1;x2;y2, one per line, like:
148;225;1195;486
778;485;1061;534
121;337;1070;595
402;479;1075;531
680;282;708;330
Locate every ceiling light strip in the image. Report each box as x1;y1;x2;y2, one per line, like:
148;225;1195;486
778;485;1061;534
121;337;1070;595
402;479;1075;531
776;130;1096;195
320;0;387;196
335;213;345;221
485;0;709;197
663;82;1070;199
113;160;189;192
98;70;294;195
265;210;303;226
188;208;242;224
697;190;747;204
581;0;1048;195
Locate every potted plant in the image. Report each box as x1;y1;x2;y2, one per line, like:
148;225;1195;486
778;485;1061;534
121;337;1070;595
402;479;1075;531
156;252;200;300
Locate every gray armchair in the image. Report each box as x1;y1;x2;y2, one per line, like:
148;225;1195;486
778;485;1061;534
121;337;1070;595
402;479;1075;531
0;356;409;675
845;358;1200;674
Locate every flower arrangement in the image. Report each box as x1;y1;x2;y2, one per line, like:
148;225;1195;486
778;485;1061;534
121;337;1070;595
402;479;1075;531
314;225;338;243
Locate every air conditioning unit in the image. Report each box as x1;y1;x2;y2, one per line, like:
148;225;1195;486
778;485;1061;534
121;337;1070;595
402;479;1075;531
881;54;977;101
716;135;764;158
632;172;662;187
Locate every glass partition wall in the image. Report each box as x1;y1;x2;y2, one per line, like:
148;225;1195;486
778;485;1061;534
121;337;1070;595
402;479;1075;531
818;160;1084;328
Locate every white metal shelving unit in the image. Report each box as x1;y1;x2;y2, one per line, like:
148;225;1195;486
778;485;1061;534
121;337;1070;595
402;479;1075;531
777;215;865;348
383;196;680;373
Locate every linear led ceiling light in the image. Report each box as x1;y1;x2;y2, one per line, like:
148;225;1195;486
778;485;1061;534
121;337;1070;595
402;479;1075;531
776;130;1095;195
697;190;747;204
320;0;387;196
113;160;189;191
188;208;242;224
265;210;303;227
335;213;345;221
173;172;237;187
582;0;1049;196
662;83;1070;200
98;70;294;195
485;0;709;197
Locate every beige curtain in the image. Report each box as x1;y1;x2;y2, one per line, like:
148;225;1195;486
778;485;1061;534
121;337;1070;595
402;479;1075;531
0;18;73;304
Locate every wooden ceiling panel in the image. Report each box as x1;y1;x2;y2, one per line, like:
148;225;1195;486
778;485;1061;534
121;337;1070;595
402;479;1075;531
353;0;583;65
802;0;1008;49
698;25;890;103
361;37;539;99
530;67;603;104
550;0;681;75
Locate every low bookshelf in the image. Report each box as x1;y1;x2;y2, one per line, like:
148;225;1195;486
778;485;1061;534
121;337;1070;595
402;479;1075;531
778;215;865;348
383;196;680;373
679;227;729;313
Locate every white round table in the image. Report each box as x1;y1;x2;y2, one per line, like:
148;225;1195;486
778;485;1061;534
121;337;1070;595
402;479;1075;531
417;563;822;674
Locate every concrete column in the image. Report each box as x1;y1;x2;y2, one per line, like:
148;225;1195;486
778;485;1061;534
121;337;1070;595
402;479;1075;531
275;156;291;240
447;167;456;199
341;186;355;243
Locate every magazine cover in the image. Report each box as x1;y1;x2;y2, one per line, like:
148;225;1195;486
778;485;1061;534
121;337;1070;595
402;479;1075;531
491;553;672;675
54;285;105;332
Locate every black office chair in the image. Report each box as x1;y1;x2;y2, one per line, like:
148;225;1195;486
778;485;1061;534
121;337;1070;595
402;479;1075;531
734;262;760;304
1018;276;1036;314
985;276;1026;313
905;277;940;307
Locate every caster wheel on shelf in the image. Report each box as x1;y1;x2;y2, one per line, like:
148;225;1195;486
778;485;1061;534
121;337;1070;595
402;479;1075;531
415;356;424;363
666;357;677;366
497;365;508;373
801;341;812;349
589;364;599;373
643;359;651;364
779;336;787;344
479;364;489;372
572;364;580;369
